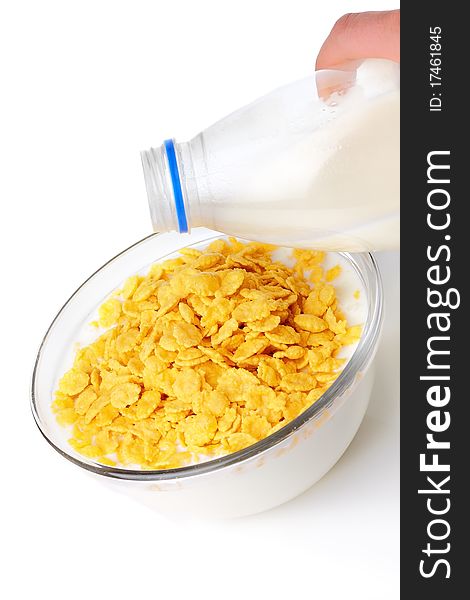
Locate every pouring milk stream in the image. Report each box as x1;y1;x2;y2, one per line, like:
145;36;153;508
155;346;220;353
141;59;399;252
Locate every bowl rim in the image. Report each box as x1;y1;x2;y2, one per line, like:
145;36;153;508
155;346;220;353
31;232;383;481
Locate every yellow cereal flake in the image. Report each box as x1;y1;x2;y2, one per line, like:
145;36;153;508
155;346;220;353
324;307;347;335
280;372;317;392
217;269;245;296
110;383;141;409
203;390;229;417
52;238;362;470
173;369;202;398
58;369;89;396
178;302;195;324
294;314;328;333
337;325;362;346
211;318;239;345
183;413;218;447
121;275;140;300
172;321;203;348
247;314;280;332
257;361;281;387
98;298;122;328
136;391;161;419
309;265;324;283
265;325;300;345
55;408;79;426
325;264;342;282
233;338;267;363
74;386;97;415
233;300;271;323
223;432;258;452
133;278;160;302
116;328;140;354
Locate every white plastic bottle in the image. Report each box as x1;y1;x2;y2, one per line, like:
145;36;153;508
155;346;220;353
141;59;399;251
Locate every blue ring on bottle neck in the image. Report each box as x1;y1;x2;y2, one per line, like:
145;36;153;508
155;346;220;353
163;138;188;233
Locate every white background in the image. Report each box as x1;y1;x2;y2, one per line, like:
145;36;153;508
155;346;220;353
0;1;399;598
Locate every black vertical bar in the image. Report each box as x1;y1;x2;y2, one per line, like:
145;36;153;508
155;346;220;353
401;4;466;596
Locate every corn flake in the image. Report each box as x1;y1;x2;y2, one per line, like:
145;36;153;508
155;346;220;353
52;239;362;469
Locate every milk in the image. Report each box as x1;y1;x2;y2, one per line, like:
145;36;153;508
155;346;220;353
141;59;400;252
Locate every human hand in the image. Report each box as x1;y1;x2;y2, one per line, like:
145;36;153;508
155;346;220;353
316;10;400;71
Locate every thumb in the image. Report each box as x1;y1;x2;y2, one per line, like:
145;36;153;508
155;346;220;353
316;10;400;71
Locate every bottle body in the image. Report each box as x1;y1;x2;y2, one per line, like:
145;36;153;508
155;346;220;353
142;59;400;251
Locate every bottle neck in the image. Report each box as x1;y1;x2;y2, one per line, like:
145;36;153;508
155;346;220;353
141;138;204;234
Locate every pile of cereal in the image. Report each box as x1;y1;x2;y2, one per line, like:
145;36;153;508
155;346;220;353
52;238;361;469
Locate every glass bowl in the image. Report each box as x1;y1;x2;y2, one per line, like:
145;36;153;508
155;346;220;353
31;228;383;517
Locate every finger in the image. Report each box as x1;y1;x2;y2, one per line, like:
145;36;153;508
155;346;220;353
316;10;400;71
